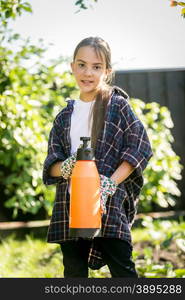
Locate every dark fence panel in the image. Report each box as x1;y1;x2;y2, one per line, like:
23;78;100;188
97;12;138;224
115;68;185;209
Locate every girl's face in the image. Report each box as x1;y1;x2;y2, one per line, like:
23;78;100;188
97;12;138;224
71;46;111;101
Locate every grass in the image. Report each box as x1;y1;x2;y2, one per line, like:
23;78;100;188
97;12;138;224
0;234;63;278
0;218;184;278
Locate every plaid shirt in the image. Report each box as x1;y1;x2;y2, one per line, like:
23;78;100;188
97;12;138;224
43;87;153;270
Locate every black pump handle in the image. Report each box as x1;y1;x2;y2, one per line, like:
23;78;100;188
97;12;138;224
77;137;94;160
80;137;90;149
80;137;90;142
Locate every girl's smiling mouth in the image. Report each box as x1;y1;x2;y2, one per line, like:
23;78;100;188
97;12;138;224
81;80;93;85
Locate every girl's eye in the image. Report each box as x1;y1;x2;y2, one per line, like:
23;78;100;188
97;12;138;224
94;65;101;70
78;63;85;68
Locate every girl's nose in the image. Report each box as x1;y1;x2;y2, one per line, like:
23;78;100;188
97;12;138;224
84;67;93;76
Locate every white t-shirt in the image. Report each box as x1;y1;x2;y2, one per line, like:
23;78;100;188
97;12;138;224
70;99;95;154
68;99;95;194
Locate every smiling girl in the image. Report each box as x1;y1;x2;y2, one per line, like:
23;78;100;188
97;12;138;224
43;37;153;278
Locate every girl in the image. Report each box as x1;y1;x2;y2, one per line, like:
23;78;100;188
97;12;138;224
43;37;153;278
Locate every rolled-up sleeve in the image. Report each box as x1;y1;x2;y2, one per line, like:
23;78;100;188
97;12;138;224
119;98;153;174
43;117;66;185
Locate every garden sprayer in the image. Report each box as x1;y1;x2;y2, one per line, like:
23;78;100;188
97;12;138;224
69;137;101;238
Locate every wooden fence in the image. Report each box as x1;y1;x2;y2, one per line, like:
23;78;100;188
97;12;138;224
115;68;185;209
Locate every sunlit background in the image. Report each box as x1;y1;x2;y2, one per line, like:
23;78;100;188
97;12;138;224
10;0;185;70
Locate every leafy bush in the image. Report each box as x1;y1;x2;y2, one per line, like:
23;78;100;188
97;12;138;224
0;36;78;218
130;99;183;212
0;0;32;28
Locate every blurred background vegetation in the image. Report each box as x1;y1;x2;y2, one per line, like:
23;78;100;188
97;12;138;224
0;0;184;278
0;0;183;220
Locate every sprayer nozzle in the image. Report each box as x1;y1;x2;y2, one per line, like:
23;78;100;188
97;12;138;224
80;137;90;142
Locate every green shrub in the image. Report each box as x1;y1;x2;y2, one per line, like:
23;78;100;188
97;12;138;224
0;37;78;218
130;99;183;212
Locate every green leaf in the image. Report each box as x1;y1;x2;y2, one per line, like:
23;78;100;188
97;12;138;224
178;2;185;7
181;7;185;15
20;2;32;13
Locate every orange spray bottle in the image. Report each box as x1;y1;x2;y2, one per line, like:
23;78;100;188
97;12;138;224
69;137;102;238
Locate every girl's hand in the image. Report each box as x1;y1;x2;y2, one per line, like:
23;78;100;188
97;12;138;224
100;174;117;214
60;152;77;179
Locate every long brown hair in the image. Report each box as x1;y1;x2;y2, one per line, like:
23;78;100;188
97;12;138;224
73;37;113;149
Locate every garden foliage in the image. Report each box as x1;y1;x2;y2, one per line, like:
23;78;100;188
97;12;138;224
130;99;183;212
0;0;183;219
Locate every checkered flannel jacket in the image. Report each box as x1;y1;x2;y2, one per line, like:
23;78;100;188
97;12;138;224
43;87;153;270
